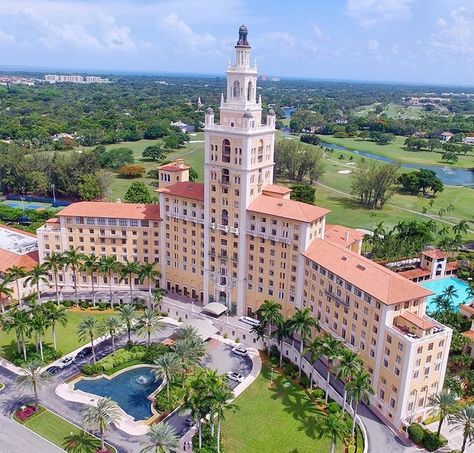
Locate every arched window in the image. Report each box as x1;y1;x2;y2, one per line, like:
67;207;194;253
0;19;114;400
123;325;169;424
247;81;253;101
257;139;264;163
221;209;229;226
221;168;230;185
233;81;240;98
222;139;231;163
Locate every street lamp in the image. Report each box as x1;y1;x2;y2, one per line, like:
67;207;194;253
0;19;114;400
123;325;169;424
51;184;56;205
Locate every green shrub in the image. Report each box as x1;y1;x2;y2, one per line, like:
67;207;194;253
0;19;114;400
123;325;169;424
62;300;73;308
98;302;107;310
144;343;168;362
300;375;311;389
311;388;325;400
79;301;89;309
82;363;103;375
13;345;61;366
283;362;298;377
423;431;447;452
192;423;221;453
327;402;341;414
407;423;425;444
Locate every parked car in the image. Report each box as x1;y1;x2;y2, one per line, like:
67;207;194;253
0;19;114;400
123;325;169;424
226;371;244;383
239;316;260;327
185;414;194;427
232;345;248;356
46;366;60;375
76;346;92;359
58;356;75;369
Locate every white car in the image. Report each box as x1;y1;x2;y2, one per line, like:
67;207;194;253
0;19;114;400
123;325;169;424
232;345;248;356
226;371;244;383
58;356;75;369
239;316;260;327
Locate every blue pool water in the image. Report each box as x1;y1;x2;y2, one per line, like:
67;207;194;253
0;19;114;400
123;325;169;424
74;366;161;420
0;200;55;210
421;277;472;313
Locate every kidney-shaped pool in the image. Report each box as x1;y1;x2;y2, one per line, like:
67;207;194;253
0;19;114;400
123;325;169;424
74;366;162;421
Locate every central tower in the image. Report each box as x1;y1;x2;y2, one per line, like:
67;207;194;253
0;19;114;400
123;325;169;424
203;25;276;314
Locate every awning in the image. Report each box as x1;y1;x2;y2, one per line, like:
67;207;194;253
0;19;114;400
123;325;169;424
201;302;228;317
183;318;218;341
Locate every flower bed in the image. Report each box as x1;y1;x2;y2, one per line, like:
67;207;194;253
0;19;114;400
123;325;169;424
15;405;38;422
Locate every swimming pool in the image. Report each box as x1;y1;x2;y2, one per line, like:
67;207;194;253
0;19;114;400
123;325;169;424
74;366;162;420
0;200;55;210
421;277;472;313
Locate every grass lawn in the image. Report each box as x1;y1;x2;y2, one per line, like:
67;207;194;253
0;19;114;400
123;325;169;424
0;308;113;363
221;365;342;453
317;134;473;169
21;407;116;452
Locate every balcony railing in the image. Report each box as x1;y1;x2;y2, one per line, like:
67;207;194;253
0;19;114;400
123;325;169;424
246;229;291;244
166;212;204;224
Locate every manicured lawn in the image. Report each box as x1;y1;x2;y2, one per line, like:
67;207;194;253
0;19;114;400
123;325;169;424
0;308;113;362
317;134;473;169
21;407;116;452
221;365;341;453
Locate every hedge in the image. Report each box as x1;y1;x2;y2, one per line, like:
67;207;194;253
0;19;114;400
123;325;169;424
407;423;425;444
81;345;148;375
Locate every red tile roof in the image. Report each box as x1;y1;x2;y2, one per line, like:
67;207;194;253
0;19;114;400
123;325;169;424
46;218;60;224
158;163;190;172
399;267;431;280
462;330;474;342
0;249;38;273
446;261;459;271
324;224;364;248
400;311;436;330
262;184;292;195
303;239;433;305
460;304;474;317
247;195;329;223
57;202;161;220
422;249;448;260
157;182;205;202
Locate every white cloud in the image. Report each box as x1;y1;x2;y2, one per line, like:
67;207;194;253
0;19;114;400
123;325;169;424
346;0;415;27
312;24;324;40
0;29;15;44
262;32;297;49
368;39;380;52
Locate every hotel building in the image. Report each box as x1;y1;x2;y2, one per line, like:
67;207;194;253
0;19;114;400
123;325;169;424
37;26;451;431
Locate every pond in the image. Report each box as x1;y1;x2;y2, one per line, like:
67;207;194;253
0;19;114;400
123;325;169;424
320;141;474;186
74;366;161;421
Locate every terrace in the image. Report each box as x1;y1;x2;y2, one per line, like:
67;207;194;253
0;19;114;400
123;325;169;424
392;311;446;340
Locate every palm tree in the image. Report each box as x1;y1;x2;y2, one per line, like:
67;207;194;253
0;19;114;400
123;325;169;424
175;324;200;342
138;263;161;309
172;338;206;387
140;422;179;453
15;361;52;408
304;335;325;390
63;249;84;306
136;308;165;347
182;383;205;449
43;252;64;305
0;279;13;313
118;304;136;343
98;256;118;308
257;299;282;355
44;302;68;350
448;405;474;453
5;265;27;306
453;220;469;237
77;316;100;363
428;390;457;437
102;316;121;351
289;307;318;380
81;397;121;452
30;308;50;362
63;431;100;453
319;334;344;403
433;294;453;313
335;348;363;413
153;352;182;403
442;285;458;306
212;380;237;453
24;264;49;301
274;315;292;369
7;308;30;360
346;370;374;437
119;259;141;303
315;412;351;453
81;254;99;307
154;288;165;310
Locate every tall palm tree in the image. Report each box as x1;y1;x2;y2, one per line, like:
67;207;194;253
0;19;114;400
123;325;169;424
0;280;13;313
98;256;118;308
448;405;474;453
15;361;52;408
453;220;469;237
212;380;237;453
274;315;292;369
30;308;50;362
257;299;282;355
346;370;374;437
319;334;344;403
118;304;136;344
433;294;453;314
25;264;49;301
5;265;27;306
442;285;458;306
81;397;121;452
172;337;206;387
44;302;68;350
175;324;200;342
43;252;64;305
315;412;351;453
153;352;182;403
102;316;121;351
428;391;457;437
119;259;141;303
77;316;100;363
182;383;206;449
81;254;99;307
63;249;84;306
138;263;161;309
154;288;165;310
335;348;363;413
136;308;165;347
8;308;30;361
304;335;325;390
289;307;318;380
140;422;179;453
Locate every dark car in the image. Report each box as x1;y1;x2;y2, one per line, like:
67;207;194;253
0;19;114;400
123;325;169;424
46;366;60;375
76;346;92;359
185;415;194;427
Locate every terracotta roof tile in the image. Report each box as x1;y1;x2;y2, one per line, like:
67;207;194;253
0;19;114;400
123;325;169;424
462;330;474;342
445;261;459;271
303;239;433;305
158;163;190;172
400;311;436;330
247;195;329;223
324;224;364;248
262;184;292;195
460;304;474;317
0;249;38;273
57;202;161;220
399;268;431;279
422;249;448;260
157;182;205;202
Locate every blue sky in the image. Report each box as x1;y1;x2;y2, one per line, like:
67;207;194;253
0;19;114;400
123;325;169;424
0;0;473;85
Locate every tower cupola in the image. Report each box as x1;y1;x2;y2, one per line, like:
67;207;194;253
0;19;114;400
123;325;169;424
237;25;249;47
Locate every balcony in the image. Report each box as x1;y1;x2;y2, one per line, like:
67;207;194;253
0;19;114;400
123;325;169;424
391;311;446;340
246;228;291;244
218;178;230;186
166;212;204;225
324;289;350;308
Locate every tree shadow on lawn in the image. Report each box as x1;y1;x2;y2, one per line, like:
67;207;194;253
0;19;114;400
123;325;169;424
0;392;36;416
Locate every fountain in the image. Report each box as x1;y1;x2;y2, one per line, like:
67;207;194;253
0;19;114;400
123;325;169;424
136;375;149;385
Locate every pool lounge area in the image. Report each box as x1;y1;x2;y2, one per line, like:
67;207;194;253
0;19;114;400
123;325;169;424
421;276;472;313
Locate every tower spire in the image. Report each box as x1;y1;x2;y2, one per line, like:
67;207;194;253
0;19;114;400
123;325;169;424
236;24;249;47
